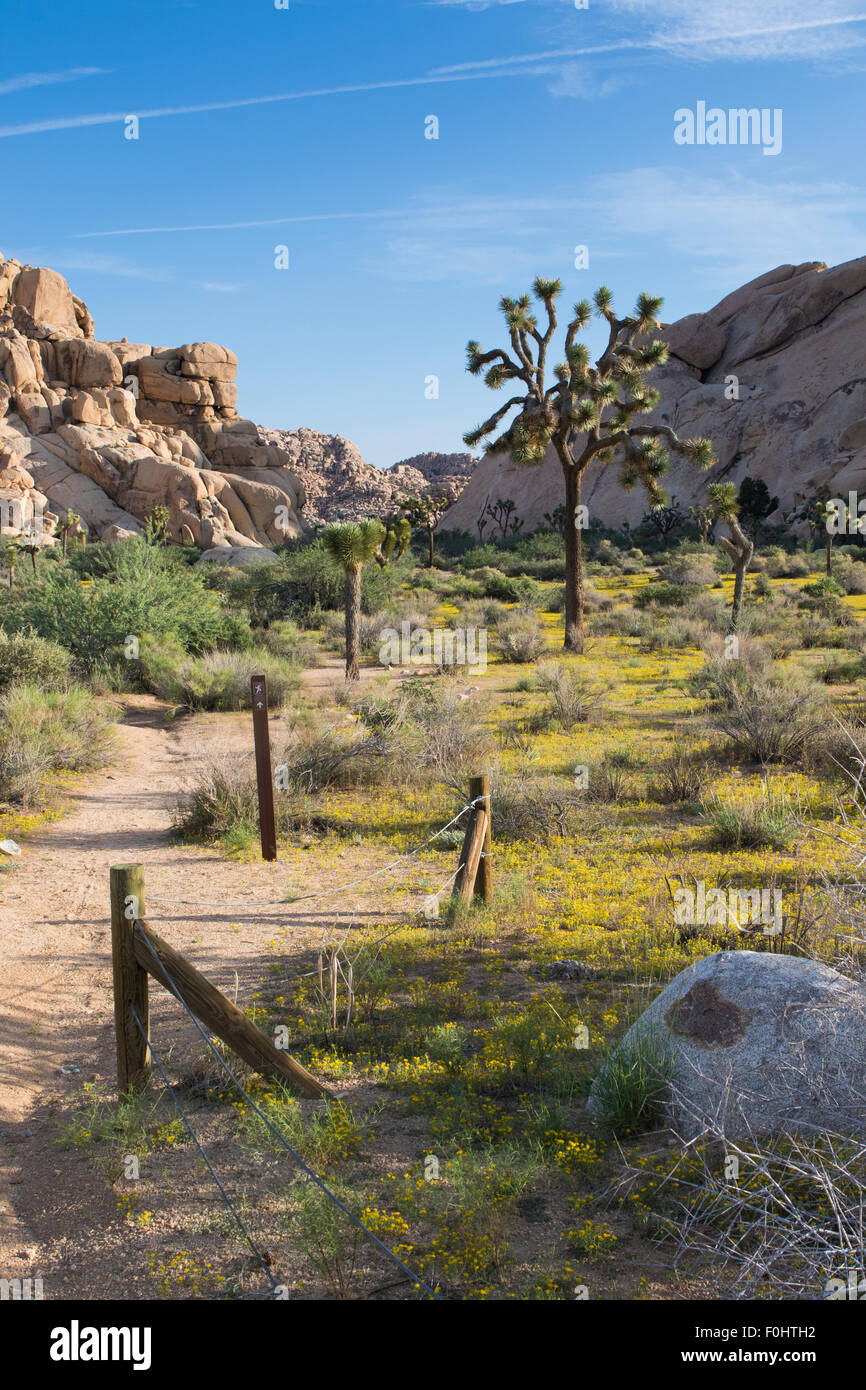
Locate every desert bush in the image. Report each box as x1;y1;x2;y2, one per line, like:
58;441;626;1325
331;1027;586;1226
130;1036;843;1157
692;634;772;706
712;679;829;765
0;684;114;805
138;636;301;711
172;752;326;844
650;752;706;804
0;630;72;692
495;611;548;663
405;681;494;780
2;539;247;668
658;555;720;587
255;619;321;667
701;790;795;850
488;769;586;843
763;546;812;578
533;662;607;730
634;581;701;610
833;554;866;595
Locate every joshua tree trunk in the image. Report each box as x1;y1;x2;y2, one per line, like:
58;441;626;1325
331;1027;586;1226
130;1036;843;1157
718;521;754;631
344;564;362;680
826;531;833;576
427;527;435;568
562;458;584;654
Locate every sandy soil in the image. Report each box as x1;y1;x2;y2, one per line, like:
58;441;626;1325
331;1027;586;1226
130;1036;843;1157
0;680;433;1298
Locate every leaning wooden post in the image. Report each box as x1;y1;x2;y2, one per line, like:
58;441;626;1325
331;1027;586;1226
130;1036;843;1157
469;774;492;904
250;673;277;862
110;864;150;1093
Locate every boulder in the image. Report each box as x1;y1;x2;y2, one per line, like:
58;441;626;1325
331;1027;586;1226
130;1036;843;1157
662;312;726;370
589;951;866;1140
54;339;123;389
197;545;279;567
11;266;82;338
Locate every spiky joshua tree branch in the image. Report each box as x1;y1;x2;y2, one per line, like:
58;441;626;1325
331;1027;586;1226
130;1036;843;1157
463;278;716;652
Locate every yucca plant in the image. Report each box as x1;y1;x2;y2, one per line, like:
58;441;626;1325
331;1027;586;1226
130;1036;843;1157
463;278;716;652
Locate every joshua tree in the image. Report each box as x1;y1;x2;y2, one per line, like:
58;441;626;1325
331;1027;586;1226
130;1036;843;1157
55;508;81;559
543;504;568;536
376;515;412;568
807;494;863;575
642;495;685;547
464;278;715;652
486;497;524;540
322;518;410;679
709;482;754;630
405;493;450;567
688;502;717;545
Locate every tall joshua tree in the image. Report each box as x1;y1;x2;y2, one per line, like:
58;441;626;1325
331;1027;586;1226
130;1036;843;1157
322;518;411;679
708;483;754;630
322;519;384;680
464;278;716;652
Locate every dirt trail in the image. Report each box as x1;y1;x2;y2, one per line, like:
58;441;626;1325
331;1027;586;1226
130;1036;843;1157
0;683;422;1290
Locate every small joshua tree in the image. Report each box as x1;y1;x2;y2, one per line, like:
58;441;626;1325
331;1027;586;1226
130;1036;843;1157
55;508;81;559
322;518;411;679
709;482;754;630
487;497;523;540
404;493;449;567
642;495;685;547
464;278;715;652
688;502;717;545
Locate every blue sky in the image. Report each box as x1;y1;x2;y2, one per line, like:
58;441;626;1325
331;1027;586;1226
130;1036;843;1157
2;0;865;467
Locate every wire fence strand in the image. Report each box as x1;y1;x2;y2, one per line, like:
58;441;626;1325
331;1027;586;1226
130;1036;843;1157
133;919;442;1300
129;1002;280;1297
146;797;483;912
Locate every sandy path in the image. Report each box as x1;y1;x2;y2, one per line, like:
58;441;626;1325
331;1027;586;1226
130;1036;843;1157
0;681;443;1290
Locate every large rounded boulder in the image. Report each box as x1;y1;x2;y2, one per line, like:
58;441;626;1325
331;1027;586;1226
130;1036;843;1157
589;951;866;1139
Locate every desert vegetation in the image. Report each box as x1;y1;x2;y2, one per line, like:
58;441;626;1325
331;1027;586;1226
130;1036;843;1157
7;493;866;1304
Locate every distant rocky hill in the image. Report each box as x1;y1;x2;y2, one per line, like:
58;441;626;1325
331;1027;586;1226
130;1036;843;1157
0;254;473;552
443;255;866;537
258;432;476;524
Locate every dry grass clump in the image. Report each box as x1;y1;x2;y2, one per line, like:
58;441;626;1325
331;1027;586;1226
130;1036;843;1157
487;768;589;843
0;684;115;806
495;610;548;663
532;661;608;731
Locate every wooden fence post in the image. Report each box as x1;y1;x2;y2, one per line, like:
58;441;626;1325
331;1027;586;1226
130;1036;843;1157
110;863;150;1093
470;773;492;904
453;773;492;905
250;673;277;862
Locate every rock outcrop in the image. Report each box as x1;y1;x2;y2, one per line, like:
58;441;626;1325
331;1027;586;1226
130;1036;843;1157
259;430;475;524
589;951;866;1140
0;255;306;549
443;255;866;536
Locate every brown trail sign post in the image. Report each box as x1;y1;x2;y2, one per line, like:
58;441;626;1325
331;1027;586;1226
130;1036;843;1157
250;673;277;862
110;864;329;1098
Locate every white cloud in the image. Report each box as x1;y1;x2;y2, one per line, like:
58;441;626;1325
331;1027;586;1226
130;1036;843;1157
0;67;109;97
588;166;866;284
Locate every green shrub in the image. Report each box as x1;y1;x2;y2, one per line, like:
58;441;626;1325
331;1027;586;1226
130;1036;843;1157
2;540;247;668
701;791;794;851
495;611;547;663
634;581;701;609
139;636;301;711
0;684;114;805
0;631;72;691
